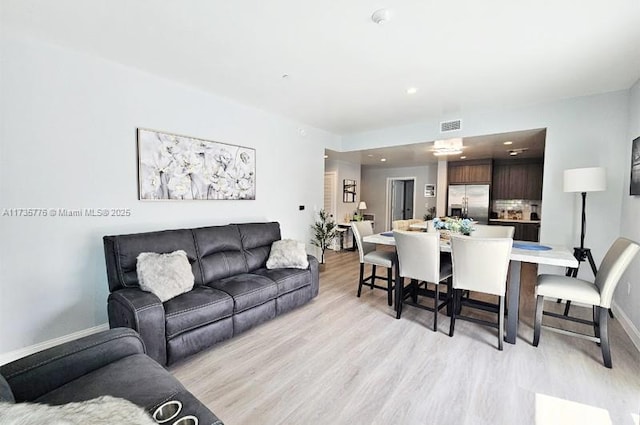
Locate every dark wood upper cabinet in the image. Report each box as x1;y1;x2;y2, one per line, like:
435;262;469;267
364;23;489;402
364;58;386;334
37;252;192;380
448;160;492;184
492;158;543;200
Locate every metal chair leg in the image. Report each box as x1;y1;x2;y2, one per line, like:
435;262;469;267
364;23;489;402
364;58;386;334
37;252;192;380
533;295;544;346
593;305;600;343
599;306;612;368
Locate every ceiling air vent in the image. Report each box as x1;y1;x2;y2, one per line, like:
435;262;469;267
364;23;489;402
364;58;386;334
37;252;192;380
440;119;462;133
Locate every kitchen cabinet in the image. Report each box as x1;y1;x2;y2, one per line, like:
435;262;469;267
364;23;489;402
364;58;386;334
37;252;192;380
490;221;540;242
448;160;492;184
492;159;543;200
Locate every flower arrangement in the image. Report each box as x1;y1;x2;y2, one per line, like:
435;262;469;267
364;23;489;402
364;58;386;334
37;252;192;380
432;217;475;236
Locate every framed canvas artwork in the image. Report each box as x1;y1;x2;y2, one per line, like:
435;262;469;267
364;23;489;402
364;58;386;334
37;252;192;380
137;129;256;200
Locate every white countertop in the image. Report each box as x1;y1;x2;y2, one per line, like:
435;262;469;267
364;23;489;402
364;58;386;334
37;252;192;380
490;219;541;224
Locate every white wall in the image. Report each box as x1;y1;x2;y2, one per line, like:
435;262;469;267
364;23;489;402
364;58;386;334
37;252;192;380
0;33;339;354
361;165;438;233
323;159;361;224
616;79;640;332
343;90;634;320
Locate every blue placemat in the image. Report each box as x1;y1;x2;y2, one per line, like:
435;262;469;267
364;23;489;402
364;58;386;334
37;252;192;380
381;232;394;237
513;242;552;251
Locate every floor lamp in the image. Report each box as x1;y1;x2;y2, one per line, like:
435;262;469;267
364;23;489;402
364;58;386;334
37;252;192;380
563;167;608;315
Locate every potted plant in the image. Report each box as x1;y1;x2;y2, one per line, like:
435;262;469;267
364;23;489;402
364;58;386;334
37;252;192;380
311;209;338;264
423;206;437;221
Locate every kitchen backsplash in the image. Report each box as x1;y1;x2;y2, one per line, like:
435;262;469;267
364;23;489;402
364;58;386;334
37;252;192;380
492;199;541;220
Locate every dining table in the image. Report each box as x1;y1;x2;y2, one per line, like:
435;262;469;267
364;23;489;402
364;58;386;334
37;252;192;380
362;232;579;344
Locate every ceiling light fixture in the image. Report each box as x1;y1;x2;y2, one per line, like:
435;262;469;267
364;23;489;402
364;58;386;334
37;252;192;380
323;154;329;159
460;156;467;159
504;141;513;145
371;8;390;24
432;138;463;156
508;148;528;156
380;158;387;162
406;87;418;95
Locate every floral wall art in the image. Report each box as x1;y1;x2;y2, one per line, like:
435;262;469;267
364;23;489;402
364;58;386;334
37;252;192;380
137;129;256;200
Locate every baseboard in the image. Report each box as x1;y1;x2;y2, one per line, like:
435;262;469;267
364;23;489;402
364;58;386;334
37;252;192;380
0;323;109;366
611;301;640;353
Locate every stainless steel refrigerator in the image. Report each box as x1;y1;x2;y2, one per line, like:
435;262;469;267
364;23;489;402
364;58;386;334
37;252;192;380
447;184;490;224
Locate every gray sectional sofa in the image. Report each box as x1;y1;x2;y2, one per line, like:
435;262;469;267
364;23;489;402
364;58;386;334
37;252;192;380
103;222;319;366
0;328;223;424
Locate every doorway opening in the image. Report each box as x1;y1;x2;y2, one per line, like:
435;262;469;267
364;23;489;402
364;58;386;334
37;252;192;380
386;177;416;230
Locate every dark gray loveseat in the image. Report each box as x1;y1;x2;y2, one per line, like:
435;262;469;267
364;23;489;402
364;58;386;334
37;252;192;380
0;328;223;424
103;222;319;365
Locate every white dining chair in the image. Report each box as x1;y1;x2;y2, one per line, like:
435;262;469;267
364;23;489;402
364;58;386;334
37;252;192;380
351;221;395;306
449;235;513;350
533;237;639;368
394;231;452;330
471;224;515;238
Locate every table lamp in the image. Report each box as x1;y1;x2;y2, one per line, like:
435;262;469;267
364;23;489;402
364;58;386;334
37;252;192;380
563;167;606;277
358;201;367;219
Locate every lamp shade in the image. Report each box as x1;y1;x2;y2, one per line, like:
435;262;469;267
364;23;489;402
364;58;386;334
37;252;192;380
358;201;367;210
563;167;606;193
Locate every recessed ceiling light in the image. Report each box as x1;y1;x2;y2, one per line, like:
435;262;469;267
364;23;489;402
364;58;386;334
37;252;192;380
380;158;387;162
323;154;328;159
460;156;467;159
504;141;513;145
509;151;518;156
406;87;418;95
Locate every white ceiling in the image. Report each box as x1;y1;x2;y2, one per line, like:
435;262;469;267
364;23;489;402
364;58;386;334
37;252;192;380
326;128;546;167
3;1;640;134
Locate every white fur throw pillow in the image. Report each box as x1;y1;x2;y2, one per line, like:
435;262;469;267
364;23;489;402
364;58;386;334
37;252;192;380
136;250;194;302
0;396;157;425
266;239;309;269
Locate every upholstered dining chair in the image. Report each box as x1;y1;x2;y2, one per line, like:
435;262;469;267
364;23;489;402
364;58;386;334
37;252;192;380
533;237;639;368
351;221;395;306
394;231;452;330
471;224;515;238
448;235;513;350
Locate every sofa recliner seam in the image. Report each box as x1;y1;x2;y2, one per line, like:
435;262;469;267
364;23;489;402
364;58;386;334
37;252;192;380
166;315;232;339
4;333;144;379
165;299;231;318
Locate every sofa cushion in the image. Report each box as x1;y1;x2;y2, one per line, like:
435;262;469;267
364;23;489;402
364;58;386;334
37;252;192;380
236;222;281;271
137;250;195;302
253;268;311;296
209;274;277;313
266;239;309;270
164;286;234;339
0;374;14;403
104;229;202;291
192;225;248;283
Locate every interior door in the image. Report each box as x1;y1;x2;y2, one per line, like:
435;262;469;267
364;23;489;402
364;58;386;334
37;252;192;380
391;180;405;222
403;180;414;219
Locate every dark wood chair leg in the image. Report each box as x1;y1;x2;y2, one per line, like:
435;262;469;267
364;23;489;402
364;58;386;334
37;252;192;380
357;263;365;297
411;279;418;303
498;295;504;351
395;276;404;319
371;265;376;289
563;300;572;316
433;282;439;332
386;267;393;306
533;295;544;347
599;306;612;368
593;305;600;343
449;289;458;337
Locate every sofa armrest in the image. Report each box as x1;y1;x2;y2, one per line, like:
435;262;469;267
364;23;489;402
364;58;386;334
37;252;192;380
307;255;320;297
0;328;144;402
108;288;167;365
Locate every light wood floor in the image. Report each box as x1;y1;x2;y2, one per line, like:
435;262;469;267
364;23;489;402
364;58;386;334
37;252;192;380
171;249;640;425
